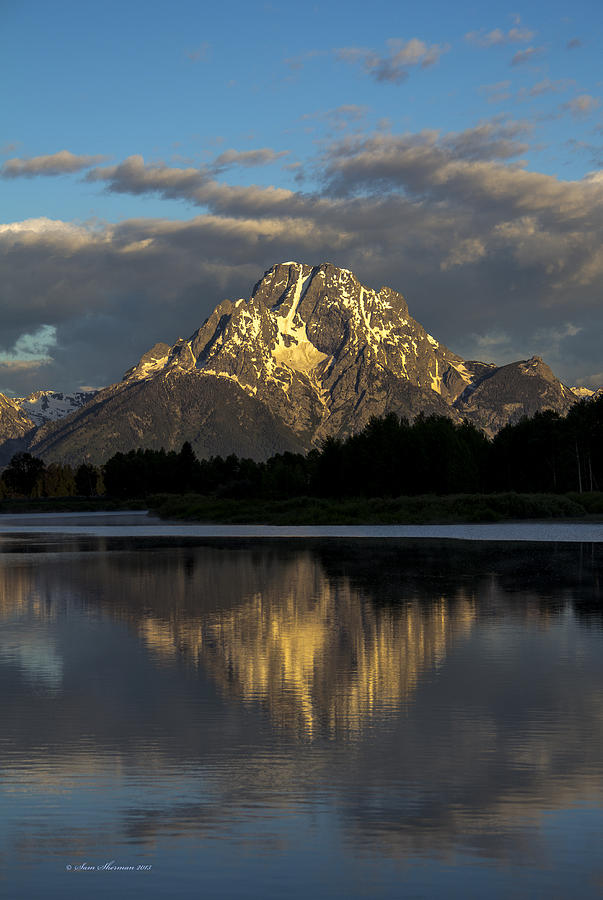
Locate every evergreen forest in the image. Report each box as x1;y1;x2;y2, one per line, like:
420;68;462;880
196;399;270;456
0;397;601;510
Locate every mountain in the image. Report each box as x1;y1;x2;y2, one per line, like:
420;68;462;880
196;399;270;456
0;394;36;465
22;262;577;465
571;386;603;401
0;390;97;465
14;390;98;428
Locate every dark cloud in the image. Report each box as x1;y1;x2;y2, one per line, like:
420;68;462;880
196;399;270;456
442;119;531;160
2;122;603;394
1;150;108;178
318;125;537;198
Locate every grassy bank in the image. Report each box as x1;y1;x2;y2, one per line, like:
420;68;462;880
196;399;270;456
148;492;603;525
1;492;600;524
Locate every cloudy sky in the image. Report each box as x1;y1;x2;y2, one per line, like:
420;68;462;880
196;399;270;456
1;0;602;396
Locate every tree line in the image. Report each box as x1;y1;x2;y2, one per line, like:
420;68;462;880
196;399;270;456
1;395;601;500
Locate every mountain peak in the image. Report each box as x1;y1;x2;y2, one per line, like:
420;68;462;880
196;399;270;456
21;262;578;464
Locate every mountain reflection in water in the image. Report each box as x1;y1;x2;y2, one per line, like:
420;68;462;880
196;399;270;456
1;536;602;899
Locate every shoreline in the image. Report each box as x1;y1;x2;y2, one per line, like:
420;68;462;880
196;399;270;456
0;509;601;543
0;492;602;527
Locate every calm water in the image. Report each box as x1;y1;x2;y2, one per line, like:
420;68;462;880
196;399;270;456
1;523;602;898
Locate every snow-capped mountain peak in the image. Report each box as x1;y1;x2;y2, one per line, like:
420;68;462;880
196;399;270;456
20;262;579;464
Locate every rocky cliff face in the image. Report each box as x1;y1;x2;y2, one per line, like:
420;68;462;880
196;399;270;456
455;356;576;433
22;262;578;465
184;262;475;444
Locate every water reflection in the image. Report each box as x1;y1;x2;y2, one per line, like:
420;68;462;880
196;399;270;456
1;538;602;898
187;581;475;740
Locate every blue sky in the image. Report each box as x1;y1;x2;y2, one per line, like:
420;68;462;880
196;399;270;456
1;0;602;394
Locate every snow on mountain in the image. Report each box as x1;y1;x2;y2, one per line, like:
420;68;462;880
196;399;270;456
26;262;579;464
571;386;603;400
14;390;98;428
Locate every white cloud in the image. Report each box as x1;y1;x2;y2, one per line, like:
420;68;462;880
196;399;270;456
0;325;57;364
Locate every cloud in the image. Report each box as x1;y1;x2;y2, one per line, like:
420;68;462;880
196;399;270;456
534;322;581;341
0;324;57;365
442;119;531;160
577;371;603;389
563;94;600;117
473;330;512;350
185;42;210;63
336;38;450;84
210;148;289;172
440;238;487;270
326;104;368;122
523;78;573;97
283;49;325;71
86;154;302;218
1;150;108;178
511;46;544;66
0;359;53;375
479;81;512;104
465;25;535;47
4;119;603;394
301;105;369;132
319;122;534;198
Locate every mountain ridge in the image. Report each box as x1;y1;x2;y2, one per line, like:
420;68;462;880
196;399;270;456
0;261;586;465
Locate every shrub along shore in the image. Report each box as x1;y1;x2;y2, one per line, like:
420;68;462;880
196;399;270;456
148;491;603;525
0;492;601;524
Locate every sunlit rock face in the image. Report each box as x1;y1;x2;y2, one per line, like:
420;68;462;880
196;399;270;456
27;262;576;463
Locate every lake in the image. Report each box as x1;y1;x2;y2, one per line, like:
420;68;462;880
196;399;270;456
1;514;602;898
